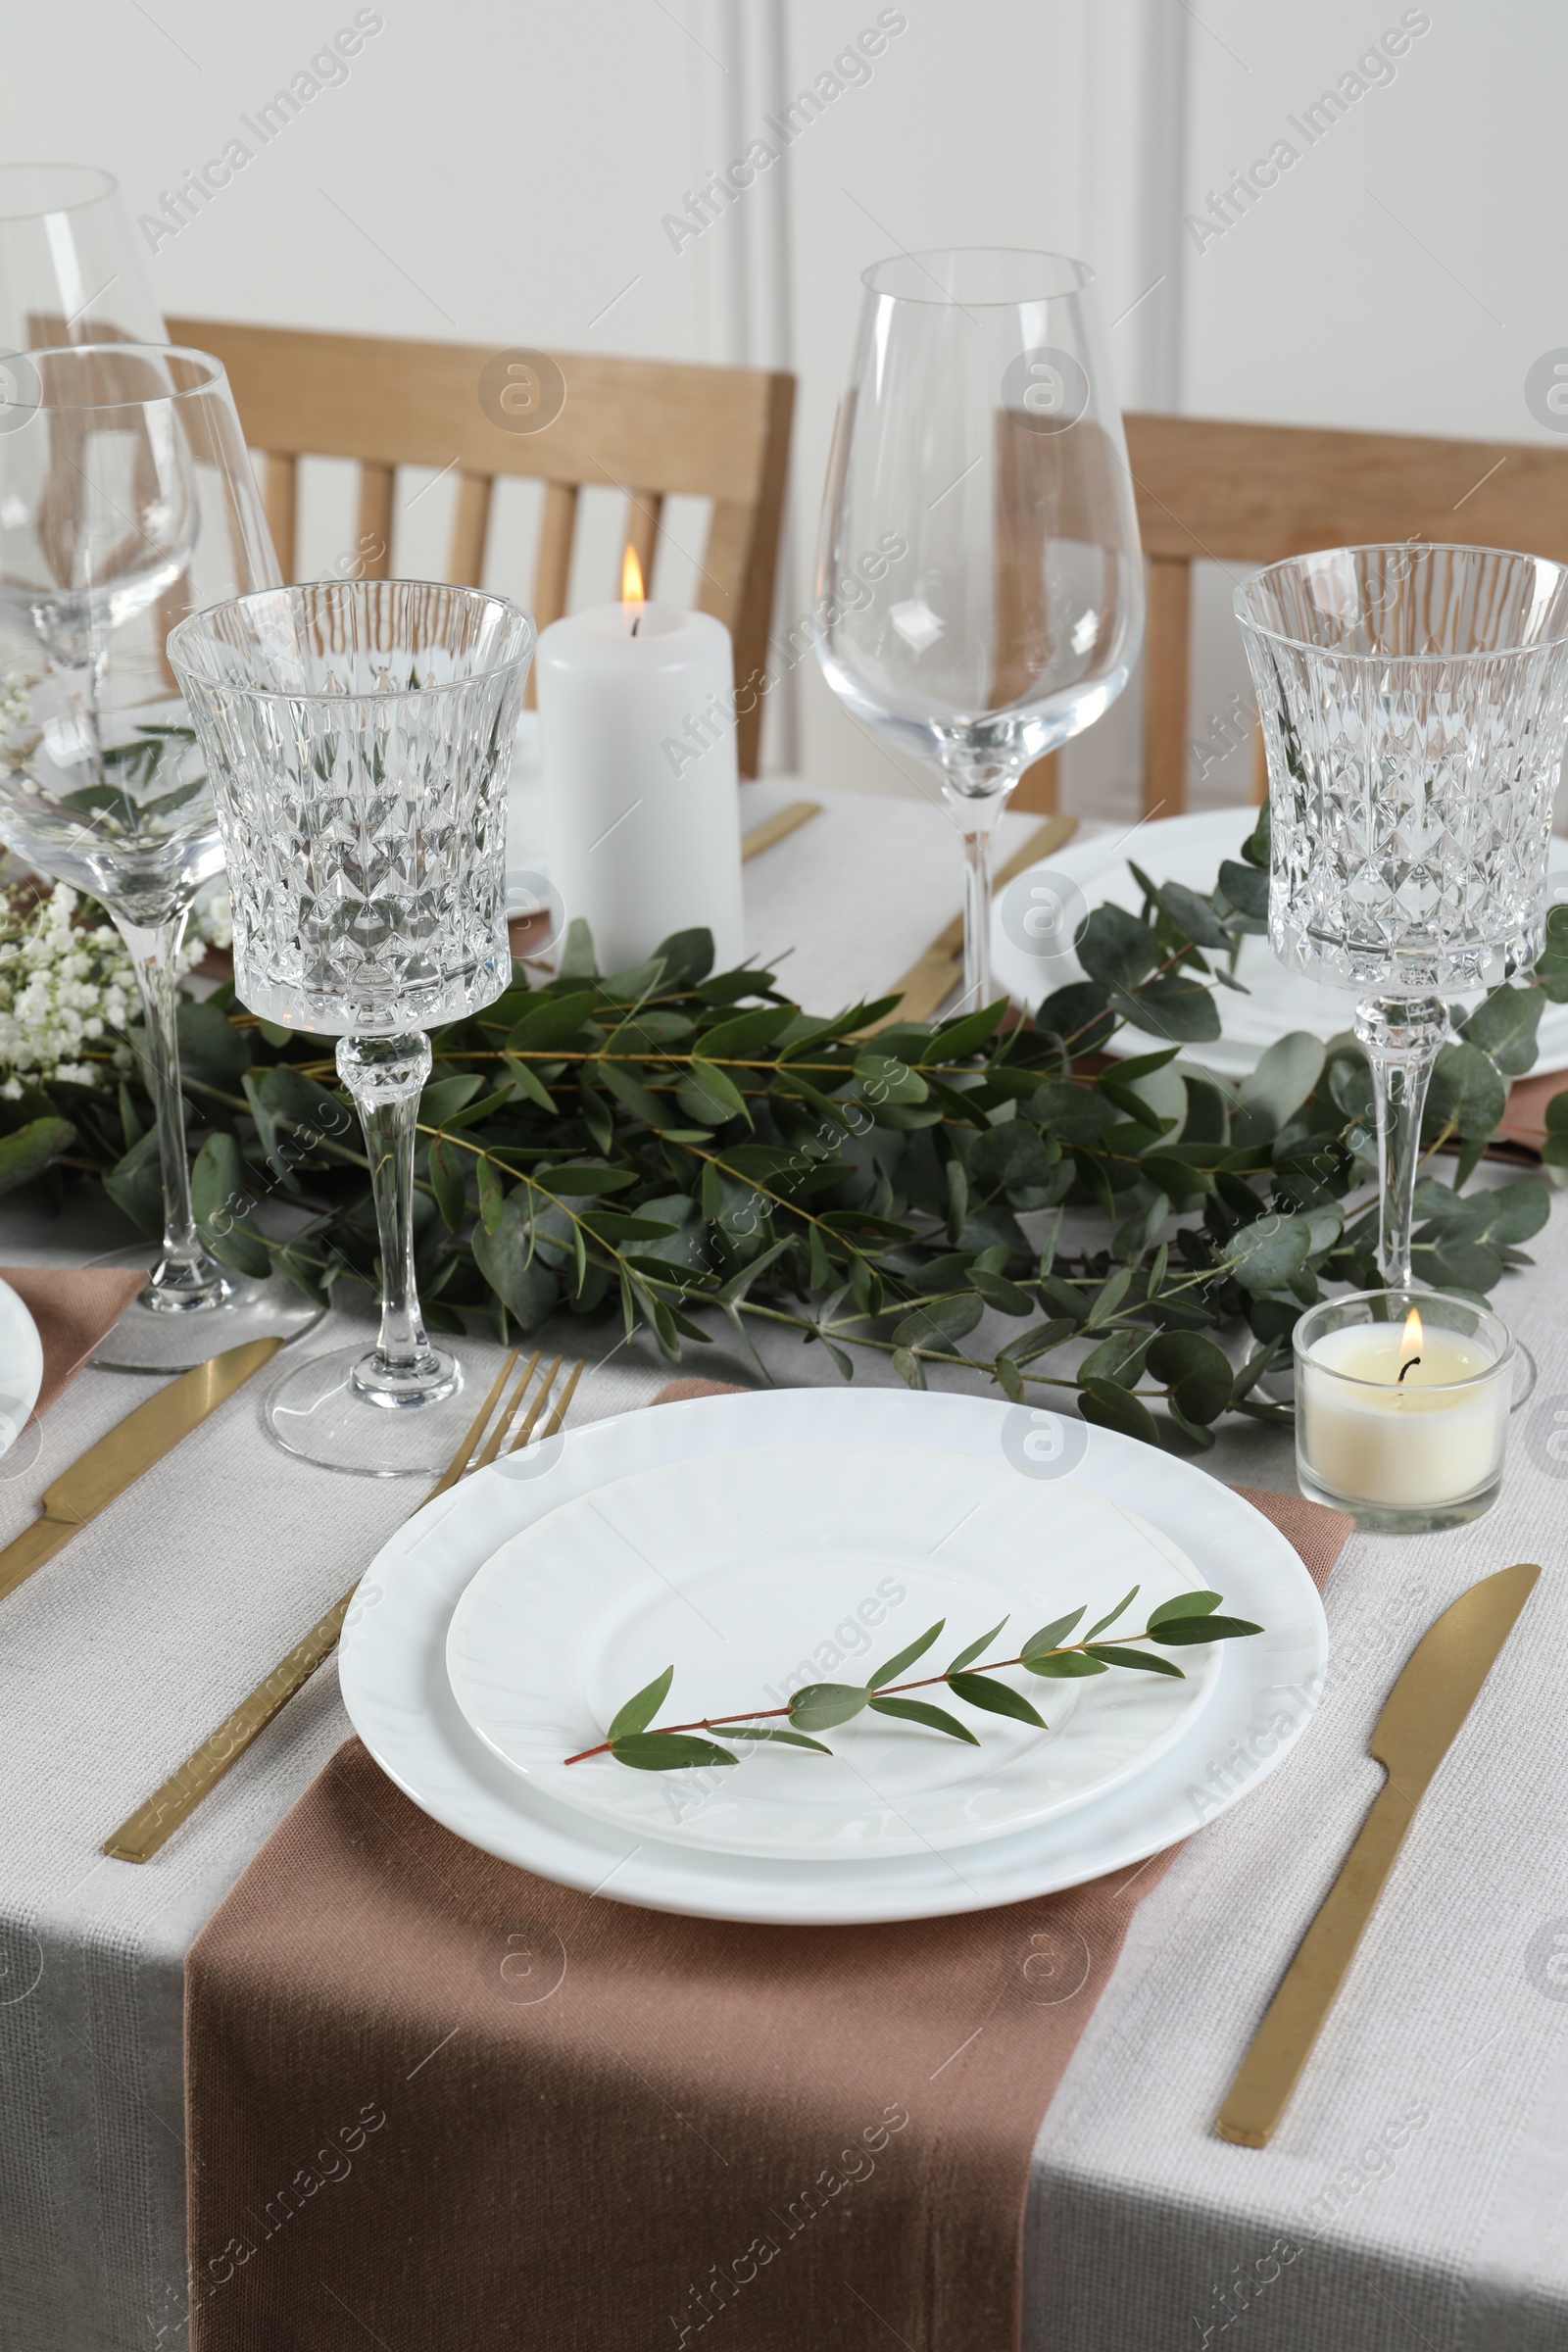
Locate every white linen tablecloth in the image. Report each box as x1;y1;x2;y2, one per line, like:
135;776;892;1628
2;783;1566;2351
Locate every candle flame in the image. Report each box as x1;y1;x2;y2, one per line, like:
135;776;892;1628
1397;1305;1424;1384
621;544;645;607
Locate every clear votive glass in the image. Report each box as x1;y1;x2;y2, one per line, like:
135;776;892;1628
1294;1289;1513;1533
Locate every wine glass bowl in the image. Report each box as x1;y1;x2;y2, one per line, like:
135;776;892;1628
171;579;536;1475
1237;542;1568;1285
0;342;318;1365
0;163;164;353
814;247;1143;1008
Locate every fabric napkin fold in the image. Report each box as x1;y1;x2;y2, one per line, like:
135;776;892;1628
183;1393;1351;2352
0;1262;143;1417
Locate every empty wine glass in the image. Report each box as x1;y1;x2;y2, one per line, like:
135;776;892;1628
0;164;162;355
814;247;1144;1011
0;342;320;1367
1237;543;1568;1286
170;579;535;1476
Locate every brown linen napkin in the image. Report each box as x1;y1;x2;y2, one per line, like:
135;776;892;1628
0;1262;142;1416
183;1391;1351;2352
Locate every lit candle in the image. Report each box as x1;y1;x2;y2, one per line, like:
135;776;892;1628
1295;1298;1513;1522
536;547;745;975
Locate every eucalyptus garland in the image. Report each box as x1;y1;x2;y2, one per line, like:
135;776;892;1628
3;806;1565;1454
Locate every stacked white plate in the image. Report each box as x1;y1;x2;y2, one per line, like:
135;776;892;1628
339;1390;1328;1924
990;808;1568;1081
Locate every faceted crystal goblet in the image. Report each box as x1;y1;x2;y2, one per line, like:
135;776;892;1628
1237;543;1568;1286
170;580;535;1476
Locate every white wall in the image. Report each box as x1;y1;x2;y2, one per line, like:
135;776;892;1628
5;0;1562;816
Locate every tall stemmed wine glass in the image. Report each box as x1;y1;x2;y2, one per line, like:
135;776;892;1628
0;164;163;354
170;579;535;1477
1237;543;1568;1286
814;248;1144;1012
0;343;319;1366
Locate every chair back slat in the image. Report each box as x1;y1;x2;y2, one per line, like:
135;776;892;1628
169;318;794;776
1121;412;1568;815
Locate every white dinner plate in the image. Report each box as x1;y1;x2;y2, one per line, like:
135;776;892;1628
991;808;1568;1080
444;1446;1223;1861
339;1390;1329;1924
0;1276;43;1456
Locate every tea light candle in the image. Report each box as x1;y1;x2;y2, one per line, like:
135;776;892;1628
1295;1293;1513;1530
536;549;745;975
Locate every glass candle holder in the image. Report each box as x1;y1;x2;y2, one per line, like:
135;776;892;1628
1294;1290;1513;1533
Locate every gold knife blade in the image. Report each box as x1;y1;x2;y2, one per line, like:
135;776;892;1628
1216;1561;1541;2147
0;1336;283;1604
867;812;1080;1031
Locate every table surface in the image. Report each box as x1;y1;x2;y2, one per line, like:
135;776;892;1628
3;781;1566;2352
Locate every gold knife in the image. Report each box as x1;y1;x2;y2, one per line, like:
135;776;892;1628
870;812;1080;1030
0;1337;283;1603
1216;1561;1541;2148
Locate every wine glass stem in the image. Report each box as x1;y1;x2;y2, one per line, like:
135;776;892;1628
951;793;1007;1012
336;1032;439;1380
114;909;227;1309
1354;995;1448;1288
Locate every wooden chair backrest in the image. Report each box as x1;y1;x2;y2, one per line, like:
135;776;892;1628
168;318;795;777
1013;412;1568;817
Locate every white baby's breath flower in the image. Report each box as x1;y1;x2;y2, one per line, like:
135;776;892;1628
0;881;209;1093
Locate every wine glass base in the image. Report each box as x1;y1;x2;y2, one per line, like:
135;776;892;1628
263;1340;485;1476
85;1246;323;1371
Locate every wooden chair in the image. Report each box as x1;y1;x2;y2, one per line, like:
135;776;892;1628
1013;414;1568;817
167;318;794;778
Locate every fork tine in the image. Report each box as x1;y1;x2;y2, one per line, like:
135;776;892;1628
507;1351;564;1453
472;1348;544;1471
528;1356;584;1447
427;1347;518;1499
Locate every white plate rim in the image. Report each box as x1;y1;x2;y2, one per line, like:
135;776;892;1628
339;1390;1330;1925
0;1274;45;1453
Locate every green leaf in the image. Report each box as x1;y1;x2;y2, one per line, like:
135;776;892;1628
102;1128;164;1237
693;1004;794;1059
598;1059;669;1128
507;989;600;1054
1461;985;1544;1078
718;1724;831;1752
419;1072;484;1126
1148;1590;1223;1631
607;1665;674;1742
892;1294;983;1350
174;997;251;1091
1084;1643;1185;1676
1425;1041;1507;1143
788;1682;869;1732
921;1002;1005;1062
1484;1182;1549;1245
1217;858;1269;919
1077;1376;1160;1446
609;1733;737;1771
1147;1330;1234;1425
946;1671;1047;1727
866;1694;979;1743
191;1132;272;1278
531;1162;637;1196
1152;1613;1263;1644
1077;905;1161;994
946;1617;1008;1673
1028;1080;1119;1146
1023;1650;1109;1678
1020;1606;1085;1657
476;1153;505;1235
0;1112;73;1201
1228;1213;1311;1295
1240;799;1270;867
680;1059;751;1127
1116;970;1222;1044
470;1191;561;1329
867;1620;946;1688
1237;1032;1326;1139
1083;1585;1140;1641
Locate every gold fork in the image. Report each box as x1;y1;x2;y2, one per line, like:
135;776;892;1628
102;1348;585;1864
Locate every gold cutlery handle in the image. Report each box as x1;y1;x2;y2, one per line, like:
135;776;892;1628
1216;1775;1416;2146
103;1584;355;1863
0;1514;76;1603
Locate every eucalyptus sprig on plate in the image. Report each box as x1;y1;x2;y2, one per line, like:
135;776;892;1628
563;1585;1262;1772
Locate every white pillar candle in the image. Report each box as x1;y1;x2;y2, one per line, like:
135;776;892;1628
1297;1309;1507;1508
536;567;745;976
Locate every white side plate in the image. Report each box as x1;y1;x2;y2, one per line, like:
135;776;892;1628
0;1276;44;1456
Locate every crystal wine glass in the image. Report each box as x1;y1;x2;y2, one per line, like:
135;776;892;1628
0;342;319;1367
1237;543;1568;1286
169;579;535;1477
0;164;163;353
813;247;1144;1012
